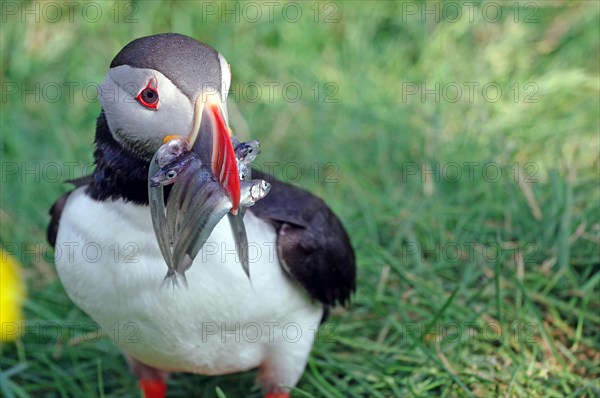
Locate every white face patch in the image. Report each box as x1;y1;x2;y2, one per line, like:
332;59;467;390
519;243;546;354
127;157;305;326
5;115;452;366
99;65;194;157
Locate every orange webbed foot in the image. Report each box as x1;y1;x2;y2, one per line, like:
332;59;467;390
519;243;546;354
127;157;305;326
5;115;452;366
265;393;290;398
139;379;167;398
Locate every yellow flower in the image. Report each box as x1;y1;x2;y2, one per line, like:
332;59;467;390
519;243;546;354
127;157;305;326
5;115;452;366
0;248;26;342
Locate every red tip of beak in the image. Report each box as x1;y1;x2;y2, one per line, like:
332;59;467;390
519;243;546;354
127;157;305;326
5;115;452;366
209;103;240;214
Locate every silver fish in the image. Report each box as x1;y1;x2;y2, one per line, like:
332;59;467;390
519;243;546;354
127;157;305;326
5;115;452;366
225;139;261;279
230;141;263;278
148;136;202;287
240;179;271;207
171;165;232;283
235;140;260;181
152;139;261;186
148;151;176;286
149;136;268;286
226;179;270;279
156;136;188;168
150;152;199;187
235;140;260;165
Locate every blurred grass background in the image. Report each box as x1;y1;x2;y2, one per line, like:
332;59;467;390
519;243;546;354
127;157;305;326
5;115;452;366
1;1;599;397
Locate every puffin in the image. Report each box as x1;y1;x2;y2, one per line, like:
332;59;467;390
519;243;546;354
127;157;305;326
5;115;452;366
48;33;355;398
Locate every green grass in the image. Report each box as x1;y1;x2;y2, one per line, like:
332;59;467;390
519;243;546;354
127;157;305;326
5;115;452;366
1;1;599;397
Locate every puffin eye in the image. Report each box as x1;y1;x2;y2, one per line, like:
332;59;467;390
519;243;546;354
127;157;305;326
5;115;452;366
136;78;159;110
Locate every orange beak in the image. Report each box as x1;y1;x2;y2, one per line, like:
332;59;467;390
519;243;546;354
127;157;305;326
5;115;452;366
187;93;240;215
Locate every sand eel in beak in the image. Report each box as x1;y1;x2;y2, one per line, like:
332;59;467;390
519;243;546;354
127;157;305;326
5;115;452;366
148;135;268;284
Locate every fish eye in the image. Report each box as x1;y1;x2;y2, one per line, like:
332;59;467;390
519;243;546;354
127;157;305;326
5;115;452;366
167;170;177;178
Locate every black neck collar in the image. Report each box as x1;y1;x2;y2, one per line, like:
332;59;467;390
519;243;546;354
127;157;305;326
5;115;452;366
86;112;151;205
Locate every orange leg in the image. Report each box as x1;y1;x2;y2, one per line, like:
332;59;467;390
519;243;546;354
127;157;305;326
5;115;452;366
125;355;169;398
139;379;167;398
265;393;290;398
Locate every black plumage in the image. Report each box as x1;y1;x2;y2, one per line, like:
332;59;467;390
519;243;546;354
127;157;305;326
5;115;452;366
87;112;151;205
251;170;356;306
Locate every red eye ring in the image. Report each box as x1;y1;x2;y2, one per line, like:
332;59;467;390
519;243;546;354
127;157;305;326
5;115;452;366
136;78;159;110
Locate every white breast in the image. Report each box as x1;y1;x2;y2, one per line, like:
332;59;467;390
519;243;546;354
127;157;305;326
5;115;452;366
55;187;322;378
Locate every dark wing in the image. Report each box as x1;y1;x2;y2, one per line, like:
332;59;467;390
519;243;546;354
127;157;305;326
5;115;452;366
250;170;356;307
47;175;93;247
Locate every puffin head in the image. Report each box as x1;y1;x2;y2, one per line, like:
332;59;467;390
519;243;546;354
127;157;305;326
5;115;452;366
99;33;232;160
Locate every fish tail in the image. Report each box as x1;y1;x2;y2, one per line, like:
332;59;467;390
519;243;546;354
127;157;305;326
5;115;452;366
161;269;179;290
178;272;189;289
